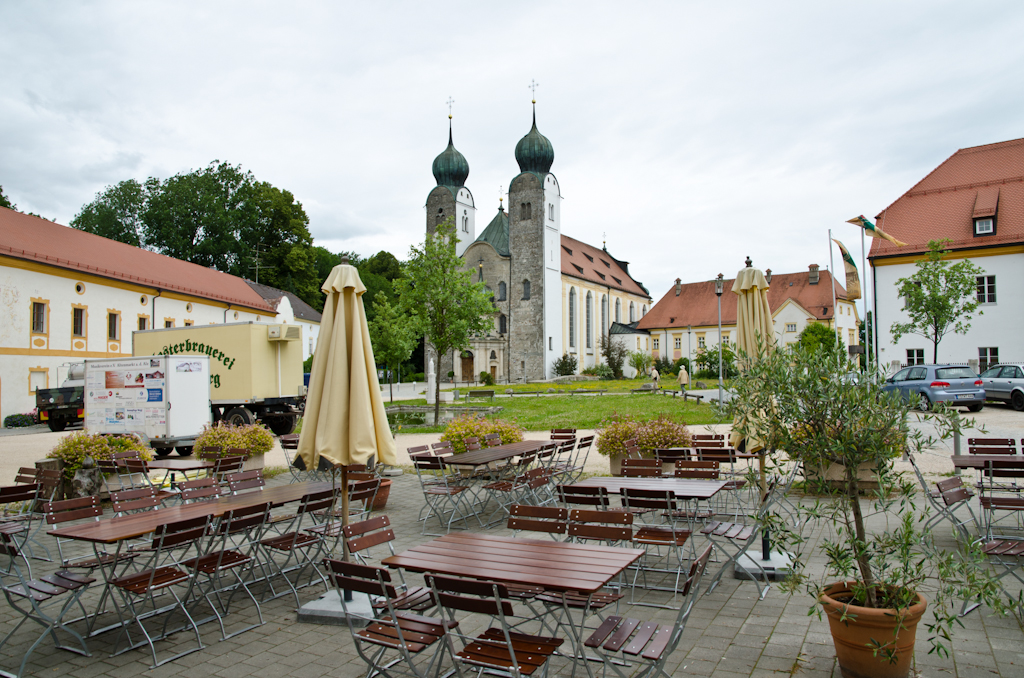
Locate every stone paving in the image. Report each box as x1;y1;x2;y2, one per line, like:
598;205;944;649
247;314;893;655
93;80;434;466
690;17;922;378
2;471;1023;678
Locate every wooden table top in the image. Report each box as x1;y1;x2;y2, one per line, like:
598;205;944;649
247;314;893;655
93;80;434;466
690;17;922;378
952;455;1024;469
442;440;545;467
570;476;728;499
382;533;644;593
50;481;333;544
148;458;215;472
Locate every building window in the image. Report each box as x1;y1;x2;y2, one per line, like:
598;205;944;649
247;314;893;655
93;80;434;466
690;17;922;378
601;295;608;336
107;312;120;341
568;288;576;348
848;328;855;345
522;279;531;300
165;319;174;328
979;347;999;372
906;349;924;366
653;338;659;351
490;350;497;359
641;305;647;317
521;202;532;220
548;204;554;220
184;320;193;327
615;298;621;323
31;301;47;334
976;275;996;304
785;323;797;333
138;316;148;331
974;218;994;236
29;367;48;395
548;337;552;351
674;337;681;350
697;334;706;349
498;314;507;334
585;292;592;349
629;302;635;323
309;338;313;355
497;281;506;301
72;307;86;337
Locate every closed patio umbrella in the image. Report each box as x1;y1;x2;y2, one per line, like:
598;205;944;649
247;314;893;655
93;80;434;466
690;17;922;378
294;261;397;538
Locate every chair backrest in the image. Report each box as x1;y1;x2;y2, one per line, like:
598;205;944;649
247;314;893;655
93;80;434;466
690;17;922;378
507;504;568;536
935;477;972;506
557;484;610;508
197;446;222;461
298;488;337;516
216;502;269;537
14;467;37;485
43;495;103;525
465;441;482;451
483;433;502;447
227;469;265;494
623;439;641;459
151;515;209;554
406;445;430;457
968;437;1017;455
342;515;400;559
680;543;714;597
121;458;150;475
427;574;514;617
692;433;724;443
214;455;247;476
0;483;39;512
551;428;577;436
324;558;399;600
654;449;691;464
225;447;250;458
695;448;740;463
432;440;454;453
180;477;223;503
567;508;633;542
675;459;720;479
620;458;663;477
621;488;676;512
349;478;381;507
111;487;162;514
464;436;480;445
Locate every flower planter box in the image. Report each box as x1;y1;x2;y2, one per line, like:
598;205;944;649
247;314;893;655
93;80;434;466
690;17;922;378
803;461;881;491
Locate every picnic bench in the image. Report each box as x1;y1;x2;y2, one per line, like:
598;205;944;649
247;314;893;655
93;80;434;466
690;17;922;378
570;388;607;395
510;390;544;397
682;392;704;403
631;384;657;393
466;389;495;402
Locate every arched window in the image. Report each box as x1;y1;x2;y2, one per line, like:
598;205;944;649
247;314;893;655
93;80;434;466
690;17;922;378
629;301;635;323
568;288;576;348
601;295;608;338
641;304;647;317
522;279;531;300
490;350;497;359
615;298;621;323
586;291;593;349
497;281;506;301
521;202;532;220
498;314;507;334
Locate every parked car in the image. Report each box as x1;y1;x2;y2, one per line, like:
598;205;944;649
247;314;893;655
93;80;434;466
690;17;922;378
881;364;985;412
979;363;1024;411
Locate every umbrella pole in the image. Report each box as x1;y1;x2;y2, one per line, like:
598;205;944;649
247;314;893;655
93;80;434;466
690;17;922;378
340;464;352;602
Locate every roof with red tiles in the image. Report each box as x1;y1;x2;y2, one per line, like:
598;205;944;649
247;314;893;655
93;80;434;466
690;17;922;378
637;268;847;330
560;235;649;298
870;138;1024;259
0;207;275;313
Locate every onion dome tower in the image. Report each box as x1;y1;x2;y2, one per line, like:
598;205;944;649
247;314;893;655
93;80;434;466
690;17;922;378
425;110;475;256
432;120;470;187
514;108;554;175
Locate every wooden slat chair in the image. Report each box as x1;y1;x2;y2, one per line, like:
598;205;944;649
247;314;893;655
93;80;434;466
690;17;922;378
108;516;208;668
11;471;57;562
551;428;577;439
324;559;456;678
691;433;725;446
110;487;163;517
621;488;693;603
484;465;550;525
42;497;137;584
427;574;563;678
547;439;577;483
0;531;93;678
670;460;721;522
968;438;1017;454
226;469;265;494
0;483;39;527
112;451;147;489
907;452;978;539
557;484;611;509
196;445;222;461
182;502;269;640
179;477;223;503
483;433;503;448
411;455;474;536
976;458;1024;537
212;455;247;485
620;459;663;478
95;456;124;491
700;479;780;600
259;489;337;606
961;539;1024;617
507;504;568;539
568;509;633;546
570;435;596;483
584;544;713;678
464;436;482;452
623;439;642;459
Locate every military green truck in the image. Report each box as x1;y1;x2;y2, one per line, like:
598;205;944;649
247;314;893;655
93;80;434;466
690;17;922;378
36;363;85;432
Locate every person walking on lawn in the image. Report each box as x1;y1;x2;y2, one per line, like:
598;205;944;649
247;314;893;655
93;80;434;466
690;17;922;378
677;364;689;394
650;366;660;390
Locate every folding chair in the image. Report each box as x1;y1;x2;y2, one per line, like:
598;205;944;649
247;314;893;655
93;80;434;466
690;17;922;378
483;433;502;447
324;559;455;678
179;477;223;503
568;509;633;547
557;484;611;510
412;455;474;535
907;452;977;539
571;435;595;482
0;532;93;678
110;487;164;516
674;460;728;520
42;496;136;573
484;465;549;524
507;504;568;540
962;539;1024;617
108;516;208;667
226;469;265;494
621;489;693;602
551;428;577;439
584;544;713;678
427;574;563;678
259;488;337;606
620;459;663;478
701;479;780;600
623;439;642;459
5;475;52;563
182;502;269;640
196;445;222;461
112;451;147;489
212;455;247;485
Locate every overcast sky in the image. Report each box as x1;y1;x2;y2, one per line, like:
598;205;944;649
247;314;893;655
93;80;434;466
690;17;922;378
3;1;1023;315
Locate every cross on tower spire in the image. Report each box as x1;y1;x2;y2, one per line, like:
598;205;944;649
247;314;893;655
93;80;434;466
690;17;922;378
446;96;454;119
528;79;538;104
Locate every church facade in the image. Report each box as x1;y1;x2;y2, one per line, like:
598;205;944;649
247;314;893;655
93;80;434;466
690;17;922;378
424;108;651;383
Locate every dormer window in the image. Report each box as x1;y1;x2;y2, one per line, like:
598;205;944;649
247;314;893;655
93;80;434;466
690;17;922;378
974;217;994;236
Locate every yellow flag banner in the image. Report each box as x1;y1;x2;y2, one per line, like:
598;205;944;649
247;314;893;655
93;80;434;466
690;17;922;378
846;215;907;247
831;238;861;301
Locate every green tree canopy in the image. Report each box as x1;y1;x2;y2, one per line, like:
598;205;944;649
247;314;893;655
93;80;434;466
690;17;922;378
797;322;841;355
395;220;494;417
0;185;15;210
368;291;420;402
890;239;985;363
70;179;150;247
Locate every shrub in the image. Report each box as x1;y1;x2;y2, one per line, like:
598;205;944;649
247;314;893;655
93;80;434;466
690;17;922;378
628;351;652;376
440;415;525;454
4;413;35;428
479;371;495;386
552;352;578;376
654;356;674;376
600;334;628;379
582;363;614;379
595;413;691;457
48;432;152;480
193;422;275;458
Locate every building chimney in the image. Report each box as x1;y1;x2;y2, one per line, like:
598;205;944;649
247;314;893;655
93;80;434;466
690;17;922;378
808;264;820;285
674;278;682;296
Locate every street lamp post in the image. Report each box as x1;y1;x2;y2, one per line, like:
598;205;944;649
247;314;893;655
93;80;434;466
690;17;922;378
714;273;724;405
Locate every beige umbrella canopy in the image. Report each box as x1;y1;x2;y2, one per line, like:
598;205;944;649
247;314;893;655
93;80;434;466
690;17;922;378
295;262;397;474
729;262;774;460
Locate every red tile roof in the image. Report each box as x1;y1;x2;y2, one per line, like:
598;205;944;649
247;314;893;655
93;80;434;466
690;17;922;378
637;269;847;330
560;235;649;298
870;138;1024;259
0;207;275;312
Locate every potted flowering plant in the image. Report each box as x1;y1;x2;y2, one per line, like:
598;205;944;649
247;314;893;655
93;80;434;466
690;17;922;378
726;345;1008;678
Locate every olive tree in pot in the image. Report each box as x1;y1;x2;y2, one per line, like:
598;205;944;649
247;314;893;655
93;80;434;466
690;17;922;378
726;345;1008;678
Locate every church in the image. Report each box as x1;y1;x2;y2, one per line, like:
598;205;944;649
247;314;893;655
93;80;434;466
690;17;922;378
424;105;651;383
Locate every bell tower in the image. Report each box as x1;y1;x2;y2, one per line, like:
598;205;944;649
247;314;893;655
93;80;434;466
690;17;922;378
425;103;475;256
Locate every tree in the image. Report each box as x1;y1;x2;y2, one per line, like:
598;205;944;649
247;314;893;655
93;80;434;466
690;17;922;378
395;220;494;418
0;185;15;210
693;343;738;378
797;322;841;356
628;350;652;377
600;333;628;379
552;353;578;376
70;179;151;247
890;239;985;363
368;291;420;402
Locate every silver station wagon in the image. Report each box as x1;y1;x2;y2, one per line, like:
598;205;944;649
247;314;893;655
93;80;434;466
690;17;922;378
979;363;1024;411
881;364;985;412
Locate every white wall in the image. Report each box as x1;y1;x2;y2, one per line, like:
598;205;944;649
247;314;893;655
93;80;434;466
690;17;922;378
271;296;320;362
454;187;476;257
542;176;562;378
875;252;1024;365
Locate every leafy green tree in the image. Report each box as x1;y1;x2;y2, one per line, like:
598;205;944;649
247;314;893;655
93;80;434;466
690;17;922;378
552;353;578;376
0;185;15;210
693;343;738;378
890;239;985;363
600;334;628;379
797;322;841;356
368;291;420;402
628;350;652;377
70;179;151;247
395;220;494;418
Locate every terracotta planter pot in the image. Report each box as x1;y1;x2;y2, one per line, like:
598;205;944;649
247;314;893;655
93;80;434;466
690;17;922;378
819;582;928;678
371;479;392;510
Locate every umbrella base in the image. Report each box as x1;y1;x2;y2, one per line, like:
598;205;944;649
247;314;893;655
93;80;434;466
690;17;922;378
733;551;793;582
296;590;374;627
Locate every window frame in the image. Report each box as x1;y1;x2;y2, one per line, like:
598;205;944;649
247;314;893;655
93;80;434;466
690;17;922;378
107;310;121;342
974;217;995;237
72;305;87;339
522;280;531;301
30;298;49;337
976;275;996;304
138;314;149;331
28;366;48;395
585;291;592;349
785;323;797;333
568;288;576;349
979;347;999;372
906;348;924;366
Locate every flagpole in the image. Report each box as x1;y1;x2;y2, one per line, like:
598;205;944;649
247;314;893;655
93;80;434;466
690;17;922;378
860;226;868;368
874;209;886;370
828;229;839;365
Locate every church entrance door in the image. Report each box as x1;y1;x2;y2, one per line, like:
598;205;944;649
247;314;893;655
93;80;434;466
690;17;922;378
490;366;497;382
461;353;474;383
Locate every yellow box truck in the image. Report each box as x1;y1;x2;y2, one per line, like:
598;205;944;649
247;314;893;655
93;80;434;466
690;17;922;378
132;322;305;449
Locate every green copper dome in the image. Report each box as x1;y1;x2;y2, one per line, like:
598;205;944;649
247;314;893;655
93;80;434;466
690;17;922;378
432;125;469;187
514;109;554;174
